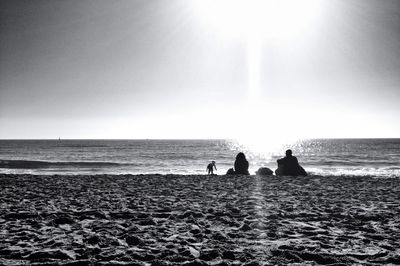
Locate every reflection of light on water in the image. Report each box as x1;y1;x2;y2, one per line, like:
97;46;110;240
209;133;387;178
227;137;303;173
224;139;400;177
228;138;400;178
236;137;295;157
232;135;302;161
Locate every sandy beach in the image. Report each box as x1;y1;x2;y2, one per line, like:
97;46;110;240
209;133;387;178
0;174;399;265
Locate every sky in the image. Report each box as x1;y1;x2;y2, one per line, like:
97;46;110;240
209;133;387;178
0;0;399;140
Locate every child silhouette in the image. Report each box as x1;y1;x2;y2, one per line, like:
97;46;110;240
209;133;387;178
207;161;217;175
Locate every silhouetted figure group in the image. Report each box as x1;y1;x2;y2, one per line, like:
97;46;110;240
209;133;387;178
224;149;307;176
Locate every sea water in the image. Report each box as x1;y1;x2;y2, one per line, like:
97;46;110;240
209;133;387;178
0;139;399;177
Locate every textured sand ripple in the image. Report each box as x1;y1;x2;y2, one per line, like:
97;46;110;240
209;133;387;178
1;174;400;265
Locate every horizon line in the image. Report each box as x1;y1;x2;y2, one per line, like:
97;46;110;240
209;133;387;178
0;137;399;141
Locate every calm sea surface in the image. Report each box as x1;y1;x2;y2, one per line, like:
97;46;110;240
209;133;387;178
0;139;399;177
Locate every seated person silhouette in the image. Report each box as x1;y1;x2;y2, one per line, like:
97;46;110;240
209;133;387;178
206;161;217;175
234;152;250;175
275;149;307;176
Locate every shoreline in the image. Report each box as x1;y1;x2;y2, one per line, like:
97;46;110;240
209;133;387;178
0;173;397;179
1;174;399;265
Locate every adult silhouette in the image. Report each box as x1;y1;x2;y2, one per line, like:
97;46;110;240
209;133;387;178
234;152;250;175
275;149;307;176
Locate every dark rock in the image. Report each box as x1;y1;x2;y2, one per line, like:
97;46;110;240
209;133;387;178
255;167;273;176
226;168;235;175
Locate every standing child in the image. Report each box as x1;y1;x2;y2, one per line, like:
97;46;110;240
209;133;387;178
206;161;217;175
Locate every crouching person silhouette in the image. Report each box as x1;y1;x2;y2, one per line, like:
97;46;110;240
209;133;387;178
207;161;217;175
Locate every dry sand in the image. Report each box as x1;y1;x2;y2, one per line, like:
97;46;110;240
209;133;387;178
0;174;399;265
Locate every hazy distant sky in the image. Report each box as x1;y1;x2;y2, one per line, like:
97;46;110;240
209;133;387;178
0;0;399;139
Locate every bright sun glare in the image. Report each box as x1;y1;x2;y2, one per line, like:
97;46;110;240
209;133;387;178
193;0;325;154
193;0;324;42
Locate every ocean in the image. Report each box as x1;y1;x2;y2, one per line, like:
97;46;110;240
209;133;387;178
0;139;399;177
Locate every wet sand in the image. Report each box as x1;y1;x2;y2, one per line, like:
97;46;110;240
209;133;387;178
0;174;399;265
